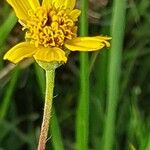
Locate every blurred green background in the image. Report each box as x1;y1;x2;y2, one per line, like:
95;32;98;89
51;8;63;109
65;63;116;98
0;0;150;150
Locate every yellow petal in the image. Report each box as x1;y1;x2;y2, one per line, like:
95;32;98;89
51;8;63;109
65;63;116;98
7;0;31;20
65;36;111;51
69;9;81;21
27;0;40;11
4;42;37;64
64;0;76;10
6;0;40;20
95;36;112;47
54;0;76;10
42;0;52;7
33;47;67;63
95;36;112;41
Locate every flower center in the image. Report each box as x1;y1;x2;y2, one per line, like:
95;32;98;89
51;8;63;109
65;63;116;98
24;6;77;48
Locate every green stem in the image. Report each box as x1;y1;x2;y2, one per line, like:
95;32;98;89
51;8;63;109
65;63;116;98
103;0;126;150
76;0;89;150
38;69;55;150
34;64;64;150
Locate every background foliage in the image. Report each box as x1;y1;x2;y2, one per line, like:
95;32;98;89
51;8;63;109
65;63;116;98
0;0;150;150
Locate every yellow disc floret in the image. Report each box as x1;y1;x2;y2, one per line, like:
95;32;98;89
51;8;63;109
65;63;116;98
24;6;77;48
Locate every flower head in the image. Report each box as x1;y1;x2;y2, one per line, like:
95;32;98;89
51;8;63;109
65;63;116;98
4;0;111;64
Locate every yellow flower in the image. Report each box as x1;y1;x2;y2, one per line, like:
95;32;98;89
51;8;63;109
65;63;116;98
4;0;111;64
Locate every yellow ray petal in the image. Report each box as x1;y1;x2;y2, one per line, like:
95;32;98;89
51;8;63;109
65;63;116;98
65;36;111;51
64;0;76;10
69;9;81;21
27;0;40;11
95;36;112;47
4;42;38;64
6;0;40;20
42;0;52;7
7;0;32;20
54;0;76;10
33;47;67;63
95;36;112;41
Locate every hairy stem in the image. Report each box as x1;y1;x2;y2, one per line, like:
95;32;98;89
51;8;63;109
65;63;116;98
38;69;55;150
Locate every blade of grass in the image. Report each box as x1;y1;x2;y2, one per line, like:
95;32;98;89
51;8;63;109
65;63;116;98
0;68;20;119
94;50;108;149
51;109;64;150
76;0;89;149
95;51;108;107
0;11;17;68
34;64;64;150
103;0;126;150
0;11;17;48
34;64;45;95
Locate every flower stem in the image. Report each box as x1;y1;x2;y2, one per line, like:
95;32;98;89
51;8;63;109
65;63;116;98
103;0;126;150
38;69;55;150
76;0;89;149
